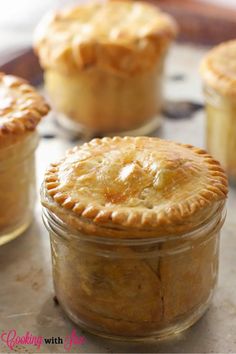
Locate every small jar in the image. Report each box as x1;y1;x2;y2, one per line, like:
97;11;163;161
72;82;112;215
201;40;236;185
41;136;228;340
34;1;177;137
42;203;225;340
0;73;50;245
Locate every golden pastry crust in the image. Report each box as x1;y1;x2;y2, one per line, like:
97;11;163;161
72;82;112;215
34;1;177;75
0;73;50;148
200;40;236;97
43;137;228;237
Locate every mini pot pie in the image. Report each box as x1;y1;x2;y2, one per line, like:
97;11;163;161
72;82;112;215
34;1;177;136
201;40;236;185
41;136;227;339
0;73;49;245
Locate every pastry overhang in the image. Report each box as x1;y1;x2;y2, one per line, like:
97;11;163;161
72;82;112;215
34;1;177;75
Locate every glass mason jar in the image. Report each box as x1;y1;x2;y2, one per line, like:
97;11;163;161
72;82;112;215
0;132;39;245
34;1;177;138
42;196;226;340
45;62;164;137
204;85;236;185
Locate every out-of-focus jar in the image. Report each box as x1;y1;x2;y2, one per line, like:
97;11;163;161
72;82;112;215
41;136;228;340
0;73;50;245
34;1;177;137
200;40;236;184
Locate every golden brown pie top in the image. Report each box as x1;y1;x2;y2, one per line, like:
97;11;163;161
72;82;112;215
0;73;50;148
34;1;177;75
43;137;228;238
200;40;236;97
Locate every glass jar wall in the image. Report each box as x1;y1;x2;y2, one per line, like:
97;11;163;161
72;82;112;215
42;201;225;340
204;85;236;185
0;132;39;245
45;62;164;137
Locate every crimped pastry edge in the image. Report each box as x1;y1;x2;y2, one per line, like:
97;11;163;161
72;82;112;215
200;40;236;98
0;73;50;147
42;136;228;237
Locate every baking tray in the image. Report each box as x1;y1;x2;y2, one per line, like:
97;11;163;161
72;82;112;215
0;42;236;354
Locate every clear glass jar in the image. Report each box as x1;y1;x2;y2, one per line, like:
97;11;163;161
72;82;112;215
0;132;39;245
42;198;226;340
45;62;164;138
34;1;177;138
204;85;236;185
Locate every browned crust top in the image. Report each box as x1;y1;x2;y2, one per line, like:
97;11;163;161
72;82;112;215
42;137;228;237
200;40;236;97
0;73;50;147
34;1;177;75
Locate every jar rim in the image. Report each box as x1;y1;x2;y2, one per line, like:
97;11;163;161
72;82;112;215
42;200;226;246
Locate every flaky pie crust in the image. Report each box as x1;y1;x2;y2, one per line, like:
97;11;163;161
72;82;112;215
42;137;228;238
0;73;50;147
200;40;236;98
34;1;177;75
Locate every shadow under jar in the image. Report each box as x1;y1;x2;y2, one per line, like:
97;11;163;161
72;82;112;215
0;73;50;245
41;136;228;340
34;1;177;137
201;40;236;185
